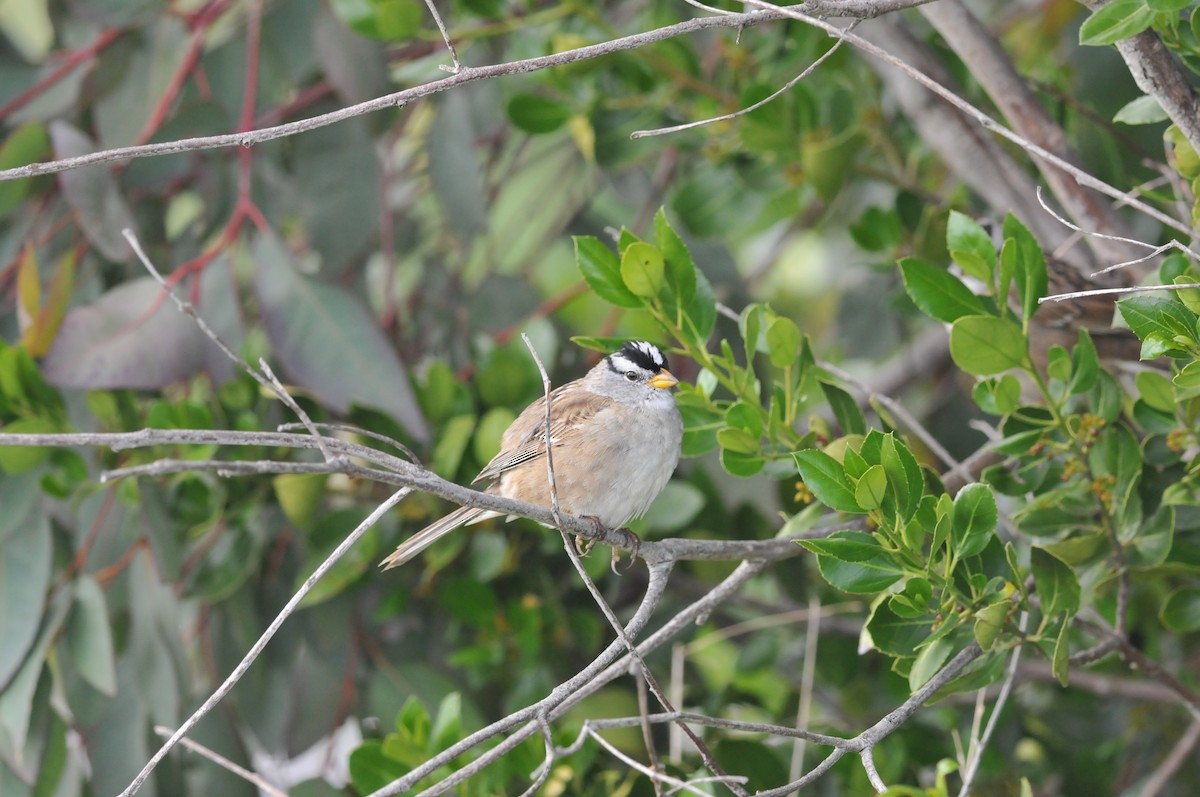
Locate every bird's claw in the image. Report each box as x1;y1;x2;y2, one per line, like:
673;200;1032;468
609;528;640;575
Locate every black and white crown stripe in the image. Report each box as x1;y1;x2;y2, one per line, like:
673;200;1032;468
607;341;668;375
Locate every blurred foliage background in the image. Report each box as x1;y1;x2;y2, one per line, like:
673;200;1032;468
1;0;1199;795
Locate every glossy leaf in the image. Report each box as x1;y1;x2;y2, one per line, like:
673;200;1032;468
1117;296;1197;358
620;242;666;297
949;315;1027;375
946;210;995;282
1031;547;1080;617
795;450;862;513
803;532;903;593
576;236;641;308
899;257;989;323
655;209;696;305
1069;329;1100;394
1079;0;1154;45
865;598;928;657
952;483;998;558
1003;214;1048;323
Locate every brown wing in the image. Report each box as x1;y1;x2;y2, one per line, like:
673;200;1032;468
472;382;607;484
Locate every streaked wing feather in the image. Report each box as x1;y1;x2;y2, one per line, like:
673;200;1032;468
472;383;608;483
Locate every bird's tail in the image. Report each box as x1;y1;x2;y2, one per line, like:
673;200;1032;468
379;505;494;570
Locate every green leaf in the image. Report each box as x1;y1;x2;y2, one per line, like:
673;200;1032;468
973;600;1010;652
676;393;722;457
1069;329;1100;394
766;316;802;368
950;315;1027;375
1160;587;1200;632
909;635;955;691
802;532;903;593
1174;359;1200;400
273;473;328;528
1113;94;1169;125
620;242;666;297
946;211;995;282
1136;370;1175;412
854;465;887;511
473;406;515;466
654;208;696;305
850;206;903;251
505;93;572;134
972;375;1021;415
880;433;922;523
820;380;866;435
1117;296;1198;358
1003;213;1048;323
575;236;641;309
1031;547;1081;617
66;576;117;695
899;257;989;323
0;415;58;473
951;483;998;558
725;401;763;439
0;587;70;758
349;741;406;795
430;692;462;751
684;265;718;346
1079;0;1154;46
866;598;929;657
0;123;49;216
0;476;48;687
1147;0;1190;11
720;447;765;477
431;414;476;478
795;450;862;512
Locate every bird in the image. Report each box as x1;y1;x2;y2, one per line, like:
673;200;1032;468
380;341;684;569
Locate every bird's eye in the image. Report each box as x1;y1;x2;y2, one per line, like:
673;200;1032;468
624;370;638;381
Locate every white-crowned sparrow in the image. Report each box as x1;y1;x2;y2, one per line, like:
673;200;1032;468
380;341;684;569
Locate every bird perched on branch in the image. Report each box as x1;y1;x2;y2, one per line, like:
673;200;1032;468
380;341;683;569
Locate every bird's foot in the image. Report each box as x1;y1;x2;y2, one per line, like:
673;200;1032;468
609;527;640;575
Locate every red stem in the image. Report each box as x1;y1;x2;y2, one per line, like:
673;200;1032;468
0;28;122;120
132;0;237;147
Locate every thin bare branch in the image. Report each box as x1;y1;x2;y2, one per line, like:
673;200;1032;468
1039;282;1200;304
422;0;462;73
631;20;856;139
120;488;412;797
123;229;334;461
789;595;822;783
152;726;289;797
587;729;739;797
0;13;794;181
957;616;1027;797
736;0;1192;237
1033;185;1200;272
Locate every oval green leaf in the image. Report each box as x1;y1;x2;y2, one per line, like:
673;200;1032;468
950;315;1027;375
